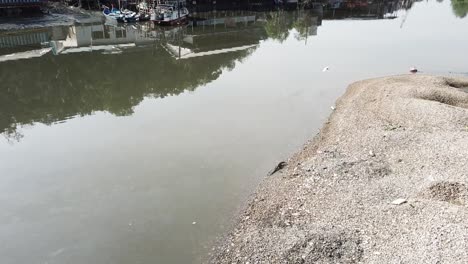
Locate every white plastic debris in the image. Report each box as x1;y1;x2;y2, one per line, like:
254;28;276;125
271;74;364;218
322;66;330;72
391;198;407;205
192;221;197;225
409;67;418;73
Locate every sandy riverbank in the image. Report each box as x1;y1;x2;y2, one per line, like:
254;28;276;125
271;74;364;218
210;75;468;263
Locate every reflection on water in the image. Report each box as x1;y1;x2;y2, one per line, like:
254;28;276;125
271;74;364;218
451;0;468;18
0;2;412;141
0;10;317;140
0;1;468;263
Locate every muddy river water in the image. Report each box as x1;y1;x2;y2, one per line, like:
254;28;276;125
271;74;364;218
0;1;467;263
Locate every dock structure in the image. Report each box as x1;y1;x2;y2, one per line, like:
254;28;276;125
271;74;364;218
0;29;50;48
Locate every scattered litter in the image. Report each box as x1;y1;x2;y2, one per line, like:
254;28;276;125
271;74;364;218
369;150;375;157
322;66;330;72
192;221;197;225
391;198;407;205
409;67;418;73
331;106;336;110
50;248;66;257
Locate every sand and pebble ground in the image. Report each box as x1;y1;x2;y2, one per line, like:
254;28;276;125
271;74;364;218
211;75;468;263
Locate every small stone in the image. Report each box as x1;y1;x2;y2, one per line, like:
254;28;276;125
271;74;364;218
391;198;407;205
369;150;375;157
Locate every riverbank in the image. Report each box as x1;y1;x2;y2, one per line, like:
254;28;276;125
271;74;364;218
210;75;468;263
0;2;102;31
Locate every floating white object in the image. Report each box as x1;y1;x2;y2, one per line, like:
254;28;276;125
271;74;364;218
323;66;329;72
391;198;407;205
331;106;336;110
192;221;197;225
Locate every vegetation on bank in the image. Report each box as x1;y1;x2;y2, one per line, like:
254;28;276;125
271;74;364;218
451;0;468;18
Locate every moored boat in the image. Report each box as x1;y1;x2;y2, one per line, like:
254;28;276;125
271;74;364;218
150;0;189;26
103;5;140;23
137;1;152;21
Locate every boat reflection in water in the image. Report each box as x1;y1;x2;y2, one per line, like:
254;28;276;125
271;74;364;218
1;4;413;140
0;0;413;141
2;1;463;263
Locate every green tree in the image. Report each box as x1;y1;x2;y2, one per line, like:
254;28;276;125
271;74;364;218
451;0;468;18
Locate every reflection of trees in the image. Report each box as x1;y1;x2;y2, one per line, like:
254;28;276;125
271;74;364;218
264;11;291;42
0;46;255;140
264;10;317;42
451;0;468;18
293;12;315;41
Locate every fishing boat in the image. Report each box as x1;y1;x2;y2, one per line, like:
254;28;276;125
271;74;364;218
151;0;189;26
103;5;140;23
137;1;152;21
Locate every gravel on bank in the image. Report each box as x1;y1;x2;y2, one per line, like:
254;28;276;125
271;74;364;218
210;75;468;263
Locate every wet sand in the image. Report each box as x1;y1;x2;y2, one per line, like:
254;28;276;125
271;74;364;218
210;75;468;263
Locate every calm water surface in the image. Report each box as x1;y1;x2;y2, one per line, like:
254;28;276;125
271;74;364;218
1;1;467;263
